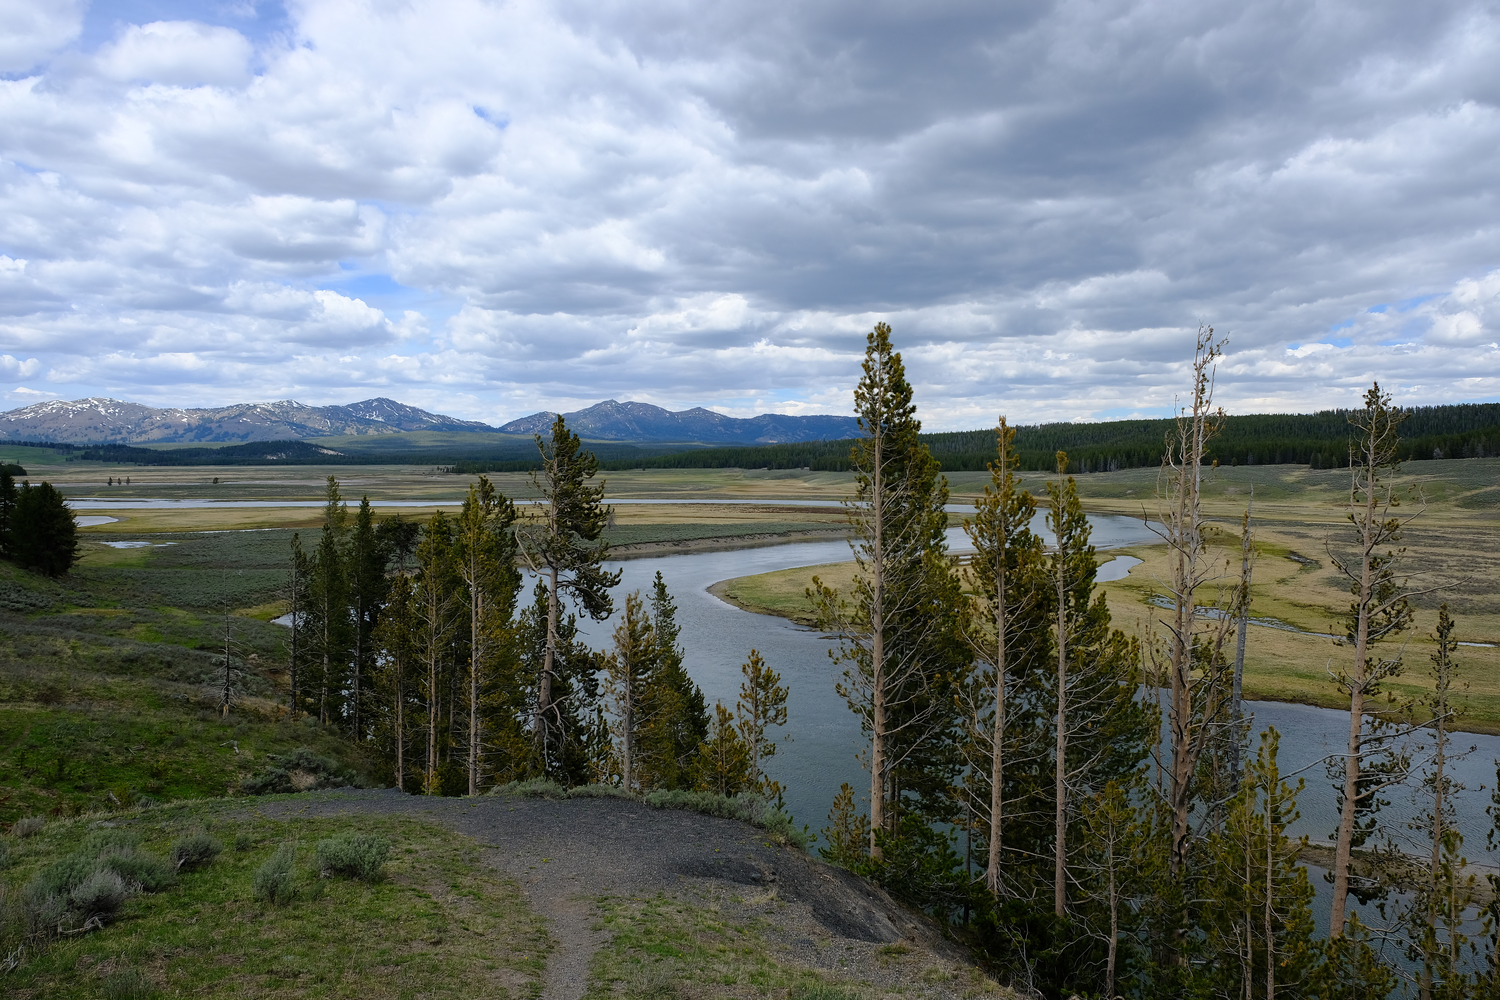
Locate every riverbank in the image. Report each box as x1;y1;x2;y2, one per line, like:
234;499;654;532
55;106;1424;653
709;520;1500;734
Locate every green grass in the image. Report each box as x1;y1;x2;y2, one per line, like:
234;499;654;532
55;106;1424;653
1;804;548;998
587;891;1004;1000
0;664;366;822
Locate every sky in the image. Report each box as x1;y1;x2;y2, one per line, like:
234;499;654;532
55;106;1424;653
0;0;1498;430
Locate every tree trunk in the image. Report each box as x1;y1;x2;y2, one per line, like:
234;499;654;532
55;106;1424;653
1231;496;1253;789
868;425;886;861
427;641;439;795
394;657;405;791
469;585;483;797
1054;545;1068;918
1266;800;1276;1000
1330;466;1377;939
539;563;559;752
986;434;1010;898
352;596;363;741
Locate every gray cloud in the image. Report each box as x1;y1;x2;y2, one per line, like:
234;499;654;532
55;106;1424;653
0;0;1496;429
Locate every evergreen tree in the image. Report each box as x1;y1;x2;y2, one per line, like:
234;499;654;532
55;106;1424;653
306;477;352;725
0;468;16;558
10;480;78;576
513;580;603;786
693;702;753;797
518;416;621;773
1204;729;1318;1000
812;322;962;858
347;496;389;741
453;476;521;794
414;511;460;794
373;572;417;790
1328;383;1418;939
961;416;1046;899
603;591;655;790
286;532;311;720
635;572;709;790
1041;455;1150;917
736;649;788;798
1402;606;1477;1000
820;782;871;869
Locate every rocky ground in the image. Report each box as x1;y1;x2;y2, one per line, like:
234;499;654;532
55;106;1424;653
260;788;1012;1000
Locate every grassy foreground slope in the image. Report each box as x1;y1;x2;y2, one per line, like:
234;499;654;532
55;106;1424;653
2;805;547;999
0;529;371;826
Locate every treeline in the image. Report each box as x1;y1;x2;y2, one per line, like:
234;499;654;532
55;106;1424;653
272;422;788;804
584;401;1500;474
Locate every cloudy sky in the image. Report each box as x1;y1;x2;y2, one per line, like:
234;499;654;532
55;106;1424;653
1;0;1497;429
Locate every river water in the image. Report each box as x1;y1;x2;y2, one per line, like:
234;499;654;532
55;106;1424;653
566;513;1500;900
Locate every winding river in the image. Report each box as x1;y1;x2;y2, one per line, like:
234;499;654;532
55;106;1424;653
566;511;1500;941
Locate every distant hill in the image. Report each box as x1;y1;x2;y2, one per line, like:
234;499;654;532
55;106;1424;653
0;397;492;444
498;400;860;443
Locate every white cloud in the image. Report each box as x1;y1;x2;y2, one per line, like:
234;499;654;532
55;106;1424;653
95;21;253;87
0;0;1495;426
0;0;84;73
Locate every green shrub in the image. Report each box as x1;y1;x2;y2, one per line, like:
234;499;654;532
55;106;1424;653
234;832;253;852
68;869;128;920
241;747;356;794
100;848;175;893
488;778;567;799
253;843;298;904
11;816;44;838
102;968;158;1000
315;834;390;882
643;790;808;849
169;833;222;872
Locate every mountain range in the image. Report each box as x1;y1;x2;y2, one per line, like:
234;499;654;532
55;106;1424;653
0;397;859;445
497;400;859;443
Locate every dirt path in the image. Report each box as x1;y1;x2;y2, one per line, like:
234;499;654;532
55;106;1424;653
261;789;937;997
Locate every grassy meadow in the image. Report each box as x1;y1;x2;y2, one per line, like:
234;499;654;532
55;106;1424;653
711;458;1500;731
1;804;549;999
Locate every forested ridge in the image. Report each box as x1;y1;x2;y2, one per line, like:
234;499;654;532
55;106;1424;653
9;400;1498;475
591;401;1500;474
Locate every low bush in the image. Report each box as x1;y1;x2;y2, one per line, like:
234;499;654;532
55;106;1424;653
102;967;157;1000
488;778;567;799
11;816;44;838
252;843;297;904
643;790;808;849
67;869;128;921
315;834;389;882
169;833;222;872
241;748;357;795
17;829;175;938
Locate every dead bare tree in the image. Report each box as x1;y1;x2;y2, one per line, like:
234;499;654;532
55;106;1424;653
1152;326;1239;881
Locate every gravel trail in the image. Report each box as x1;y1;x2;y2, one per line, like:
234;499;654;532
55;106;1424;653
259;789;949;998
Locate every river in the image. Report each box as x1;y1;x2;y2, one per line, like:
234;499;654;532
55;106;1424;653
565;510;1500;944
